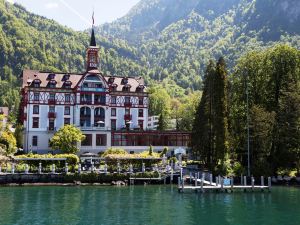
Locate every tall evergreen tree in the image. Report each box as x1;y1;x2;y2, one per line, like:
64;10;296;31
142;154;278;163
192;58;229;173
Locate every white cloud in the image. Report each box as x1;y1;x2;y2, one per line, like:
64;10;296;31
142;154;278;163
45;2;59;9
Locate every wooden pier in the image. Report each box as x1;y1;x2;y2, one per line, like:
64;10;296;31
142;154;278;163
177;174;271;193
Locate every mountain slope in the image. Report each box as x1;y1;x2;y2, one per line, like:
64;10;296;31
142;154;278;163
96;0;300;91
0;0;147;83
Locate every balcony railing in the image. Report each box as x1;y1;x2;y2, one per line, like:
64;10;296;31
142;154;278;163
48;112;57;118
81;87;105;92
124;114;132;121
80;126;108;131
80;100;92;105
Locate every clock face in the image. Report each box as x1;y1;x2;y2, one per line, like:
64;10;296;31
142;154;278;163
90;63;97;67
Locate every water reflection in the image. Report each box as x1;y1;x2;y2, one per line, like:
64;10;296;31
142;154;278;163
0;186;299;225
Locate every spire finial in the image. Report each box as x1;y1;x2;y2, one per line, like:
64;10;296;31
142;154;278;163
90;11;96;46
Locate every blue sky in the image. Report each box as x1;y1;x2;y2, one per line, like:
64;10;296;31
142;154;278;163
7;0;140;30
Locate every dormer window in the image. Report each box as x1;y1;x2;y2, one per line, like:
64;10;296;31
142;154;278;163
48;80;57;88
110;84;118;92
121;78;128;85
108;77;115;84
47;73;56;80
63;81;72;89
32;79;41;88
122;84;131;92
136;85;145;92
62;74;70;81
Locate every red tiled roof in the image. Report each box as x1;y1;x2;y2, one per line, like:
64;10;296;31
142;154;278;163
22;70;146;93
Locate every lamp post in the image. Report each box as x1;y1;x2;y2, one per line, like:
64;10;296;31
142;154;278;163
245;68;250;177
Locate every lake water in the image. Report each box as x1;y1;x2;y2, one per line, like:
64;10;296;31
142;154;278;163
0;185;299;225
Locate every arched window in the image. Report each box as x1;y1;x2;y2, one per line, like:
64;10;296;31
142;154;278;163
82;75;103;90
80;107;91;127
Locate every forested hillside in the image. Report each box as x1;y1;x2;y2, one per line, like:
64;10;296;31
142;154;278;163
0;0;148;111
1;0;300;110
97;0;300;91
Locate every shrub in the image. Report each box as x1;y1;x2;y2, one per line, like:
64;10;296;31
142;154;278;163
15;153;79;169
102;148;128;157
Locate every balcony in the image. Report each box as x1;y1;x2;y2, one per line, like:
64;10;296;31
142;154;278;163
80;100;92;105
81;87;105;92
124;102;132;107
48;99;56;105
124;114;132;121
48;112;57;118
80;126;108;131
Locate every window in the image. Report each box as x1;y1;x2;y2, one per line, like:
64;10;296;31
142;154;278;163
138;120;144;129
48;119;55;131
33;105;39;114
122;85;131;92
80;94;92;103
81;134;92;146
62;74;70;81
111;119;116;131
64;106;70;115
47;73;55;80
139;98;144;106
32;80;41;88
121;78;128;85
63;81;72;89
96;134;107;146
48;80;56;88
125;97;130;103
65;94;71;103
136;85;144;92
110;84;117;92
34;93;39;101
108;77;115;84
111;96;116;104
95;95;106;104
125;108;130;115
49;106;55;113
138;109;143;117
49;93;55;100
111;108;116;117
32;136;38;146
64;118;71;125
32;117;39;128
130;151;135;154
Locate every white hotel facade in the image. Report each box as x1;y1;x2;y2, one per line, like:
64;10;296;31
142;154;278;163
20;29;190;154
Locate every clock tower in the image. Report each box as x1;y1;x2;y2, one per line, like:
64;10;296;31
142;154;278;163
86;28;99;71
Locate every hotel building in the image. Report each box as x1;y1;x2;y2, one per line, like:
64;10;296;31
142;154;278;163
20;29;190;154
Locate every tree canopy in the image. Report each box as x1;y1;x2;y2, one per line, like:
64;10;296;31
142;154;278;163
50;125;85;154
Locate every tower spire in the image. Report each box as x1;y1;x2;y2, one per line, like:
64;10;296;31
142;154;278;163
90;11;96;46
90;28;96;46
86;11;99;71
